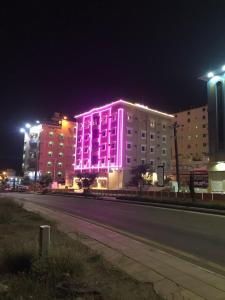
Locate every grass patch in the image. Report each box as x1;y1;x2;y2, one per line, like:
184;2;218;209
0;196;163;300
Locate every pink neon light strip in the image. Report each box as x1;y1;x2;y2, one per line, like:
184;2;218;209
89;114;93;168
81;116;85;171
74;125;78;171
119;108;124;167
107;107;112;170
98;111;102;171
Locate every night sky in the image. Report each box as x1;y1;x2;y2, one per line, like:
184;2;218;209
1;1;225;173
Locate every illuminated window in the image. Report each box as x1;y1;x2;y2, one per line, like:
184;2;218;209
59;142;64;147
48;141;53;147
47;161;52;166
47;171;52;175
59;133;64;139
150;120;155;128
57;172;62;177
58;162;62;167
127;114;132;121
48;151;53;157
49;131;54;137
59;152;64;157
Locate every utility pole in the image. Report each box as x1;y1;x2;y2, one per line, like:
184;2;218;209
172;122;180;191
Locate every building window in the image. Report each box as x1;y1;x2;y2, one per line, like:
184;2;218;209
150;120;155;128
162;148;167;155
78;137;81;143
127;114;132;121
188;135;191;140
84;147;88;153
48;151;53;157
150;146;154;153
111;113;117;122
49;131;54;137
59;152;64;157
48;141;53;147
58;162;62;167
102;130;107;137
203;134;206;138
101;157;105;164
47;171;52;175
162;135;166;143
202;115;206;119
59;142;64;147
187;145;191;149
59;133;64;139
141;144;146;152
111;143;115;149
85;135;89;141
126;142;132;150
187;111;190;115
47;161;52;166
141;159;146;165
126;156;131;164
101;144;106;151
57;172;62;177
150;159;154;166
203;143;207;147
162;123;166;130
102;115;107;124
141;130;146;139
127;128;132;136
111;128;116;135
110;156;115;163
187;118;190;123
202;124;206;128
150;133;155;141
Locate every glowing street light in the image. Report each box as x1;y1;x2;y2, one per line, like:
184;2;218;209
207;72;214;78
36;120;40;124
20;128;25;133
222;65;225;71
25;123;31;128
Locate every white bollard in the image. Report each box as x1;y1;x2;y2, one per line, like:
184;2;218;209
39;225;50;257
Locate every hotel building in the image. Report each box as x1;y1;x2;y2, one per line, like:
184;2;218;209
22;113;76;186
172;105;209;173
74;99;174;189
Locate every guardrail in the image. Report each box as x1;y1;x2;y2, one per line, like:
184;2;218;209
49;188;225;202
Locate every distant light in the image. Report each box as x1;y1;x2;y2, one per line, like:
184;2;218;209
20;128;25;133
222;65;225;71
36;120;40;124
63;116;68;120
25;123;31;128
207;72;214;78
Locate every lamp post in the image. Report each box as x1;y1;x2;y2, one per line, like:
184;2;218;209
172;122;180;191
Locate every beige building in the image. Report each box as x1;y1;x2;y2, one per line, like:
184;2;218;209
172;105;209;173
74;99;174;189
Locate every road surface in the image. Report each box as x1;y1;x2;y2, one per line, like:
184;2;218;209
2;192;225;270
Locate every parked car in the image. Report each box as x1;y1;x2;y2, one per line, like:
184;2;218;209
16;185;29;192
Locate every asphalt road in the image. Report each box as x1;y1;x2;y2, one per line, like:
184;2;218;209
2;192;225;268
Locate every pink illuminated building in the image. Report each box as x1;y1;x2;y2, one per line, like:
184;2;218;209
74;100;174;189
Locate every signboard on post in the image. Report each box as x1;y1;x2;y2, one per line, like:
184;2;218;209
157;165;164;187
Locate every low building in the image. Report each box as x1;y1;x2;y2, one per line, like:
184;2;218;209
74;99;174;189
22;113;76;187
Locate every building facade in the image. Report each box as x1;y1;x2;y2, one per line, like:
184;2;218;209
74;100;174;189
172;105;209;173
22;113;76;187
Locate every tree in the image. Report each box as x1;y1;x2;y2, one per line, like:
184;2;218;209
39;174;53;188
130;164;154;192
75;172;98;194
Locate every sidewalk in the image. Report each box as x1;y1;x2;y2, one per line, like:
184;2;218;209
21;200;225;300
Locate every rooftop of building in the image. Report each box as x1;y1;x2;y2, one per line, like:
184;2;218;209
74;99;174;119
173;104;207;115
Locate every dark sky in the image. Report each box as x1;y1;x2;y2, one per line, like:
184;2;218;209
1;1;225;173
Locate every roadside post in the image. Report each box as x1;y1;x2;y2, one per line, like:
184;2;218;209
39;225;51;257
